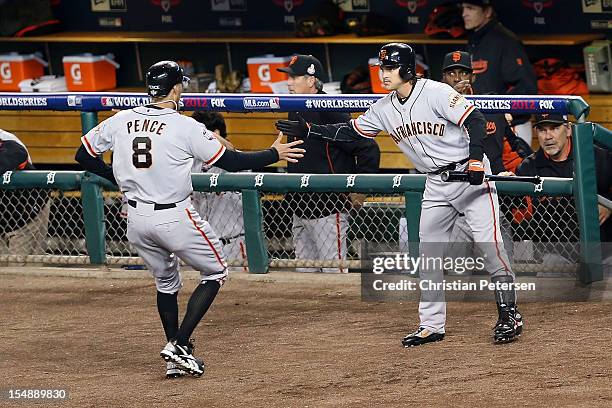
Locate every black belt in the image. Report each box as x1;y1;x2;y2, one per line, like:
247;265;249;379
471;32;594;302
430;158;469;175
128;199;176;211
220;234;245;245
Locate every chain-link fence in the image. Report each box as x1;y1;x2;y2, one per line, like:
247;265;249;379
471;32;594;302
0;183;586;275
0;188;86;264
262;191;582;274
101;188;249;268
262;192;406;271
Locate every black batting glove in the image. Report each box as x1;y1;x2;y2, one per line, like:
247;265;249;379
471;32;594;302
467;159;485;185
275;114;310;138
508;135;533;158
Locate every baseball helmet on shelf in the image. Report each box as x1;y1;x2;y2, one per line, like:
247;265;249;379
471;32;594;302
378;43;416;81
145;61;190;97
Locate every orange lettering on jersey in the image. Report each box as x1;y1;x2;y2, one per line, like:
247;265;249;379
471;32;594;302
486;121;496;134
472;60;488;74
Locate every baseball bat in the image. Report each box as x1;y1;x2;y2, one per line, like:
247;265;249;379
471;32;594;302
441;171;541;184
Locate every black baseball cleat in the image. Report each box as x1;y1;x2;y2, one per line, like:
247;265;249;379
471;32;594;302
165;362;186;379
160;340;205;377
494;307;523;344
402;327;445;348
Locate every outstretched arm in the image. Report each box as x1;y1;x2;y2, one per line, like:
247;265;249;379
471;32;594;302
276;114;364;143
75;144;117;185
213;132;304;172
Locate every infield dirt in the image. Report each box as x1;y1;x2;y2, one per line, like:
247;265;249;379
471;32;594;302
0;267;610;408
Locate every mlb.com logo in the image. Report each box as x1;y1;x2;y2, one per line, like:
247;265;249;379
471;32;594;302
243;97;280;110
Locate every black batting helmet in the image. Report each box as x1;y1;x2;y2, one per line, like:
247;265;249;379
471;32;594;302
378;43;416;81
145;61;190;97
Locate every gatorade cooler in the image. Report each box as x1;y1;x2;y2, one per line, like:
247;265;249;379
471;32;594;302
0;53;48;91
368;58;387;94
247;55;292;93
63;53;120;91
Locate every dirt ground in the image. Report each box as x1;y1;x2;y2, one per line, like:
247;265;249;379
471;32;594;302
0;267;610;408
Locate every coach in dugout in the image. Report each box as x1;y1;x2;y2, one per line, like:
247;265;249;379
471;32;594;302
515;114;611;241
461;0;537;146
501;114;612;266
277;55;380;273
0;129;51;262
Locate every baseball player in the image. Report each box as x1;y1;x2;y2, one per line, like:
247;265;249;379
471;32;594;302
277;43;523;346
75;60;305;377
191;111;248;270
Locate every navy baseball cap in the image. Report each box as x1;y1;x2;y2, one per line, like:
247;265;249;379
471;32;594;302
277;55;325;80
442;51;472;72
533;113;569;128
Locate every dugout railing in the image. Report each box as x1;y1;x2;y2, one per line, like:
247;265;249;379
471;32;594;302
0;93;609;284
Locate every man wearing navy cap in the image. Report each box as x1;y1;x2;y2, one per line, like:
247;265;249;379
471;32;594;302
441;50;532;174
461;0;537;146
514;114;611;247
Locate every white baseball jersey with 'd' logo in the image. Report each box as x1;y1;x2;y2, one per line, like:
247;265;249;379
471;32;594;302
81;106;229;292
351;79;474;173
82;106;226;203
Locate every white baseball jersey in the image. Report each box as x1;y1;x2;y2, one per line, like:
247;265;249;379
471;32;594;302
0;129;31;164
351;79;475;173
193;166;245;239
81;106;225;203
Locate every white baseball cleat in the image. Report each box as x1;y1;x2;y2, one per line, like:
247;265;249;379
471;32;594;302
160;340;205;377
166;361;186;379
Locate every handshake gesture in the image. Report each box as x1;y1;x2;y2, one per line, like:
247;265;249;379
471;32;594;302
275;115;311;139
